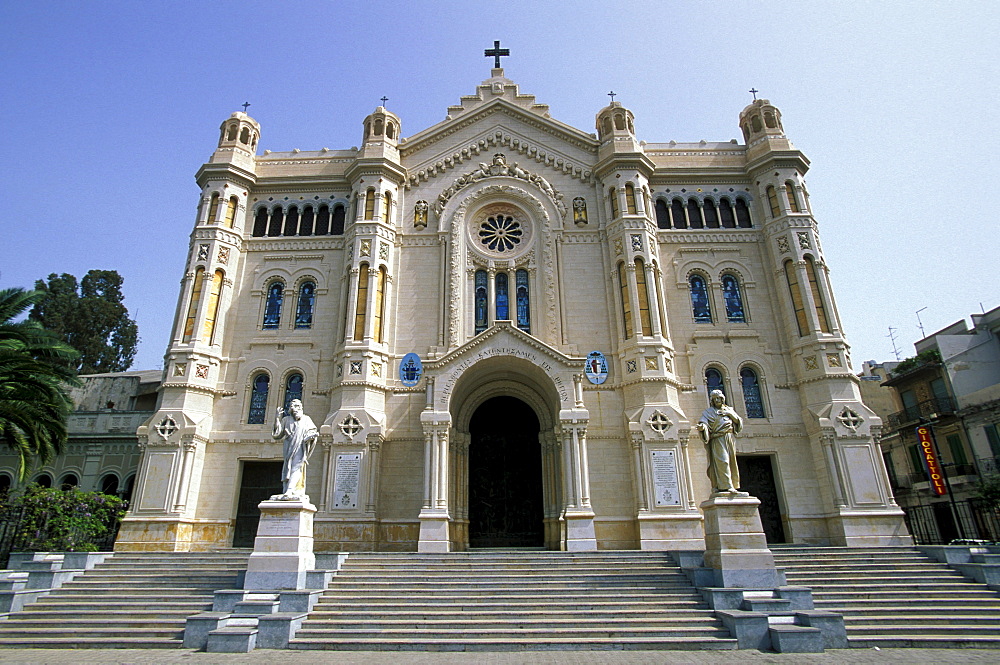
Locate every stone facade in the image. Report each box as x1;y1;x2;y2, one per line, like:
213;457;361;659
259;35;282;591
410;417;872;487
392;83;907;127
117;68;910;553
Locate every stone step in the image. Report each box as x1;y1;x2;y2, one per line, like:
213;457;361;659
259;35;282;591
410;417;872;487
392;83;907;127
842;616;1000;627
303;617;723;631
312;598;709;610
0;618;191;629
0;637;183;649
307;609;713;621
293;626;730;640
0;627;184;639
288;636;739;651
316;587;700;599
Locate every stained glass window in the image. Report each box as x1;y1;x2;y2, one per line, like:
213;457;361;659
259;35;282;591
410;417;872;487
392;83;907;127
722;275;746;323
295;282;315;329
609;188;619;218
354;265;369;341
805;258;832;333
475;270;488;334
331;204;345;235
625;183;638;214
618;263;633;338
248;373;269;424
735;198;753;227
784;261;807;336
516;269;530;333
183;267;205;342
635;259;652;336
671;199;686;228
703;200;719;228
706;367;725;398
284;373;303;410
719;199;736;228
689;275;712;323
495;272;509;321
741;367;765;418
655;199;670;229
766;186;781;218
263;282;284;330
687;199;703;228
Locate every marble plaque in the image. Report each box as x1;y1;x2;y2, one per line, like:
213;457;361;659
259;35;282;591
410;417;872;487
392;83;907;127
651;450;681;506
333;453;361;509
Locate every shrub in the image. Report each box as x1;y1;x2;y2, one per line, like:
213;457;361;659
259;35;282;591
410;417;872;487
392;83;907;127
9;484;127;552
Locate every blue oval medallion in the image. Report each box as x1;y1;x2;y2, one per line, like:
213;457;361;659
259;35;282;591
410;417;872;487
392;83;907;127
399;353;423;387
585;351;608;385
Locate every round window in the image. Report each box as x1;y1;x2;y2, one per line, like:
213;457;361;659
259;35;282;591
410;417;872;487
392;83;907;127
469;203;531;258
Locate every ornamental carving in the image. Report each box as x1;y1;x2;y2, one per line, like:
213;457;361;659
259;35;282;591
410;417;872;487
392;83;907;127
434;153;567;219
572;197;588;225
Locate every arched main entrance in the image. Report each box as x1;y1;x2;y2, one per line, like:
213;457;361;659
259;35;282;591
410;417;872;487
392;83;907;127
468;396;545;548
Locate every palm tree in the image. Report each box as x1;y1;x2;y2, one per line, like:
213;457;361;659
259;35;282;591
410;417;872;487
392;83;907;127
0;288;79;480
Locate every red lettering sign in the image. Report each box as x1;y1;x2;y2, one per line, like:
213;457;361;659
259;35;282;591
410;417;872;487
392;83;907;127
916;426;947;496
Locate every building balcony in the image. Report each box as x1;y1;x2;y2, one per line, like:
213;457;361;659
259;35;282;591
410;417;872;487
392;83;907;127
885;396;956;432
67;411;152;437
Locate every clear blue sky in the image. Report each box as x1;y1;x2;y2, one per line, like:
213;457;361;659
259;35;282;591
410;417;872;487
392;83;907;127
2;0;997;371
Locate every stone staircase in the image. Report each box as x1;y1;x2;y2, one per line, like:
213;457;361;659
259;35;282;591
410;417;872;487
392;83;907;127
772;546;1000;649
288;550;738;651
0;550;250;649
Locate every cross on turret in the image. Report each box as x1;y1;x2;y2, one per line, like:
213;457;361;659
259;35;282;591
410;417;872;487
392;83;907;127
484;40;510;69
241;101;251;113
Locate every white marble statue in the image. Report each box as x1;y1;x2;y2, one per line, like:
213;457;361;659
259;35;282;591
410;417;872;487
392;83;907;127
696;389;747;496
271;399;318;500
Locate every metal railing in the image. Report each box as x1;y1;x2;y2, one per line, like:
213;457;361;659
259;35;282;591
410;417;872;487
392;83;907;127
885;396;956;431
902;499;1000;545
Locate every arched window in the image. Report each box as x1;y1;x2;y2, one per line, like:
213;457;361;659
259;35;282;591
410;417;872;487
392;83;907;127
655;199;670;229
284;373;303;410
354;264;369;341
741;367;766;418
330;204;345;235
295;281;316;329
784;182;800;213
614;114;625;131
263;281;284;330
315;204;330;235
689;274;712;323
0;473;11;493
705;367;725;399
183;267;205;342
618;263;633;338
267;206;284;236
719;199;736;228
100;474;119;495
252;208;268;237
224;196;238;228
515;269;530;333
36;473;52;488
373;118;384;136
299;206;314;236
373;267;387;343
722;274;747;323
494;272;509;321
475;270;488;334
784;260;808;336
764;112;777;129
687;199;703;228
121;475;135;502
60;474;78;490
635;258;653;336
703;199;719;228
806;257;832;333
283;206;299;236
625;183;638;214
248;373;270;424
240;127;250;144
386;122;395;139
735;198;753;228
609;187;619;218
206;193;220;224
383;192;392;222
671;199;687;229
226;124;237;141
364;189;376;220
203;269;225;343
602;116;612;136
766;186;781;218
751;115;762;133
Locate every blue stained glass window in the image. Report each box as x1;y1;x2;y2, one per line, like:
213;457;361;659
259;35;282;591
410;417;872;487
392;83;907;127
722;275;746;323
284;373;303;410
706;368;725;399
690;275;712;323
263;282;284;330
495;273;509;321
248;373;270;424
741;367;765;418
295;282;315;329
516;269;530;333
475;270;488;334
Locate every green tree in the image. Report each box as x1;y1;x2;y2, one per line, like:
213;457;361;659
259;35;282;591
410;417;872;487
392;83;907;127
30;270;139;374
0;288;80;479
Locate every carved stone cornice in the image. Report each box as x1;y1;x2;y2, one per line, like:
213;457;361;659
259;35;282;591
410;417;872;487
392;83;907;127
247;238;346;251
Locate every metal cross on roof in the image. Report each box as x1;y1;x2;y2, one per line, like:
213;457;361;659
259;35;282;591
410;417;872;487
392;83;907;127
484;40;510;69
241;102;251;113
380;96;388;106
608;91;617;103
749;88;759;101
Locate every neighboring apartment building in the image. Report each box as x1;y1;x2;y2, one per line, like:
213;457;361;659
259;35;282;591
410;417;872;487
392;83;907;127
0;370;161;501
872;305;1000;543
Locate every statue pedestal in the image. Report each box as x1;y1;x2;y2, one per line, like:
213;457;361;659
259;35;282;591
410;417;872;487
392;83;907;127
244;498;316;590
701;494;782;588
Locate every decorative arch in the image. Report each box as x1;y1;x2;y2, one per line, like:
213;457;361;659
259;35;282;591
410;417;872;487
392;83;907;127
247;371;271;424
444;182;557;346
738;363;767;419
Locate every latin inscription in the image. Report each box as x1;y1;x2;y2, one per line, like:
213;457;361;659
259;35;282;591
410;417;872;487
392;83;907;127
651;450;681;506
333;453;362;509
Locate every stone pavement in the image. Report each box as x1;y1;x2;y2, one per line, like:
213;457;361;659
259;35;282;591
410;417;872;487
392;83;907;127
0;649;999;664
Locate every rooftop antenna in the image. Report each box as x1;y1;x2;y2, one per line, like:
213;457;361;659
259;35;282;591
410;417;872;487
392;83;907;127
916;307;928;339
887;326;901;361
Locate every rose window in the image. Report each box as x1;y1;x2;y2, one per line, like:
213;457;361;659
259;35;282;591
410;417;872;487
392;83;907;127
478;215;522;253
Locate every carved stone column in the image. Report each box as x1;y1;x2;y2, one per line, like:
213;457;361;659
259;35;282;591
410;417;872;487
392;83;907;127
559;413;596;551
418;412;452;552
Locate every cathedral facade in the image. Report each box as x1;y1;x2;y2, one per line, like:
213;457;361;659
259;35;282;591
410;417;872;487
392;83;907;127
118;65;911;553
